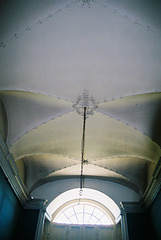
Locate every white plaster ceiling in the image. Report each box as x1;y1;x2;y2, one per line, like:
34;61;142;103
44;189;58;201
0;0;161;203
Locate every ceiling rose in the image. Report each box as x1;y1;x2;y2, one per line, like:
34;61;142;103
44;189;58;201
73;89;98;116
77;0;95;8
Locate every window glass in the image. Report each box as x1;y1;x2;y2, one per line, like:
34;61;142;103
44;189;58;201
53;202;114;225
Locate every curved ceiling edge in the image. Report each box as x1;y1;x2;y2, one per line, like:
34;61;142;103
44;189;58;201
29;175;142;196
0;90;74;104
98;91;161;104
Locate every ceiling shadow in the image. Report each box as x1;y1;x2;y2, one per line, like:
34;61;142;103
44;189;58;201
150;101;161;147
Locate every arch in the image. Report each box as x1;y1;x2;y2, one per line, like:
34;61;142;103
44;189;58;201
46;188;120;224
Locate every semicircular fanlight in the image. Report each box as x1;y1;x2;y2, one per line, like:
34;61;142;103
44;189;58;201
53;200;114;225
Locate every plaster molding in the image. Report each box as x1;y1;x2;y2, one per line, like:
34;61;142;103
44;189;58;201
24;198;48;240
24;198;48;210
0;132;8;155
35;208;46;240
120;203;129;240
73;89;98;116
120;202;144;214
120;202;145;240
143;157;161;208
0;132;30;206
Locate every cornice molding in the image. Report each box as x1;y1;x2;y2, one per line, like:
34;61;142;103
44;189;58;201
0;132;30;207
120;202;145;240
143;157;161;208
24;198;48;210
120;202;145;214
0;133;49;240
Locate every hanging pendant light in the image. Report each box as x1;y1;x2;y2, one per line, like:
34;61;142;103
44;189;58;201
79;106;87;196
73;90;98;196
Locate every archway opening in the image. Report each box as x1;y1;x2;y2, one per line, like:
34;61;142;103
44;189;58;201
47;188;120;226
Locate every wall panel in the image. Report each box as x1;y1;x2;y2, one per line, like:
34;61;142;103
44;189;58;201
0;167;22;240
149;189;161;240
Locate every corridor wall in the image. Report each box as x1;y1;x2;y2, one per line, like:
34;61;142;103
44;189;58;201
148;189;161;240
0;167;22;240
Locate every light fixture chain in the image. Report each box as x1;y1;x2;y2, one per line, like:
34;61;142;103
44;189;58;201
80;106;87;195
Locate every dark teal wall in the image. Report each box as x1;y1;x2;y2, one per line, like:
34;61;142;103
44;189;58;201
126;212;152;240
0;166;43;240
125;191;161;240
149;189;161;240
0;167;22;240
17;209;40;240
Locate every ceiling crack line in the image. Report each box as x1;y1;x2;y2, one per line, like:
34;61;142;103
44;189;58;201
0;90;75;104
97;91;161;104
89;155;153;163
9;109;75;149
1;1;160;50
93;110;161;150
0;2;75;49
89;162;140;188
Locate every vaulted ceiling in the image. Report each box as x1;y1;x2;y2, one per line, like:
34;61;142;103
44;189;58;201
0;0;161;206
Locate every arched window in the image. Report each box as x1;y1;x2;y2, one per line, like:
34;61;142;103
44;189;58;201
53;200;114;225
47;188;120;226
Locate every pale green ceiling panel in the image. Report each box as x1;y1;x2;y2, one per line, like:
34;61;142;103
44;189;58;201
24;154;79;190
91;157;148;192
1;91;73;146
84;112;161;162
10;111;83;160
10;111;161;163
98;92;161;145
